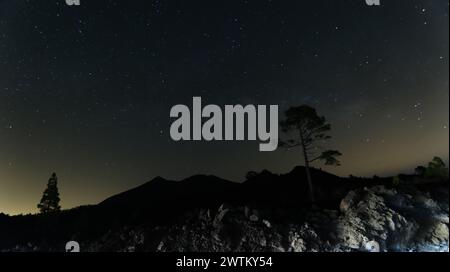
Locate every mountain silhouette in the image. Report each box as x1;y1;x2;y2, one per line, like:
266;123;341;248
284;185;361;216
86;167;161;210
96;166;351;219
0;166;394;250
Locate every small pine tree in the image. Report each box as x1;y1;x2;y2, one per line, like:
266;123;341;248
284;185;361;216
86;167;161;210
37;173;61;213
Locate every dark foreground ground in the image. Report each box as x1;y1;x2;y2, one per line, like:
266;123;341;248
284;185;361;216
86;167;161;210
0;167;448;252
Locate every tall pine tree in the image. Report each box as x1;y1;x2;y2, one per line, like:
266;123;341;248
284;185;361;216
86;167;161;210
37;173;61;213
279;105;342;202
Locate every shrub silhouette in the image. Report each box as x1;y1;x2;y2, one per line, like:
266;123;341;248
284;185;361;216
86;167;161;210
425;157;448;178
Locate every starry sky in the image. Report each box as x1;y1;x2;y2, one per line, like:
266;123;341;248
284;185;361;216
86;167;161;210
0;0;448;215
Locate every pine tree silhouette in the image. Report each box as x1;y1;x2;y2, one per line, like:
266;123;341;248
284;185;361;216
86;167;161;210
37;173;61;213
279;105;342;202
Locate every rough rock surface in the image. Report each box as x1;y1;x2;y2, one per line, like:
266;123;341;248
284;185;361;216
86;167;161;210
156;184;449;252
3;184;448;252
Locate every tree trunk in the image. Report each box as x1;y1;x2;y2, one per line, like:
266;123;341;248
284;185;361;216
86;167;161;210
304;157;315;203
300;130;315;203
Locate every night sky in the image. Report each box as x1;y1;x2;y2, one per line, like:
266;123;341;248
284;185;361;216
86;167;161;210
0;0;448;215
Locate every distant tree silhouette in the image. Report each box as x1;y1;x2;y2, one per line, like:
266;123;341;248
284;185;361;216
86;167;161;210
37;173;61;213
425;157;448;178
245;171;258;180
279;105;342;202
415;165;427;177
